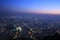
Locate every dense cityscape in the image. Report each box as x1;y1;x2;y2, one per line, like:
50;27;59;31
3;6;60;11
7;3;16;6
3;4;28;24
0;15;60;40
1;0;60;40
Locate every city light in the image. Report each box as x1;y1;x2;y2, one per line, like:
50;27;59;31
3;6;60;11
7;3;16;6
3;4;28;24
57;30;60;34
16;27;22;31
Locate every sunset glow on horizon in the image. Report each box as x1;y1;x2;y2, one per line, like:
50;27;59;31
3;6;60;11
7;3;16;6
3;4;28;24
1;0;60;14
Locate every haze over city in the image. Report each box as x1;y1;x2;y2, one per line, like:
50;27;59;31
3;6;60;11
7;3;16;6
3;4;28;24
0;0;60;40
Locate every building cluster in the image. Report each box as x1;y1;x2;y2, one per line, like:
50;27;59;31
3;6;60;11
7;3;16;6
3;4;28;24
0;16;60;40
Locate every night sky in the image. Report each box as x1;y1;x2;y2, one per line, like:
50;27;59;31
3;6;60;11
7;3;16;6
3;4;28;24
1;0;60;14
